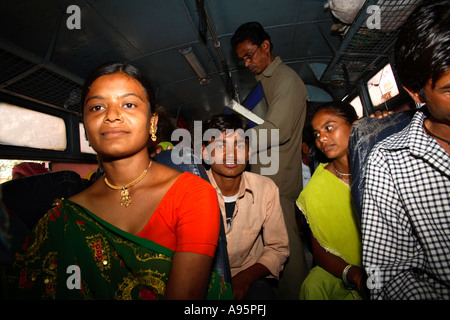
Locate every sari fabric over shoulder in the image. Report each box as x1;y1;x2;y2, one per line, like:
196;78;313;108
7;186;232;300
296;164;362;300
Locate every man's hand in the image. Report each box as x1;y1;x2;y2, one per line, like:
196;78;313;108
231;270;253;300
231;263;270;300
149;144;164;158
369;110;394;119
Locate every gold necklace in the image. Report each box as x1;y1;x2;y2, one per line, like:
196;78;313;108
333;162;351;179
104;161;152;207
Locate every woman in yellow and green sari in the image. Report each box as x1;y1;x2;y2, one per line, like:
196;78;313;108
297;101;365;300
6;62;232;300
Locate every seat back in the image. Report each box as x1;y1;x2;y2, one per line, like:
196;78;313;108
1;170;89;297
348;110;416;218
2;170;89;230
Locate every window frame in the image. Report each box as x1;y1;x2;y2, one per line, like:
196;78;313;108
0;92;97;163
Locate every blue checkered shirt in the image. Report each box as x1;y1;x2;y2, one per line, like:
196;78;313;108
362;109;450;299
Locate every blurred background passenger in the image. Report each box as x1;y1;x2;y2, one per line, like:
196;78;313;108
12;162;48;180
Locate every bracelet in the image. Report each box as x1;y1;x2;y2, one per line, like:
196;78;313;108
342;264;359;290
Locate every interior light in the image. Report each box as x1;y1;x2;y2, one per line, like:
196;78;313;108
179;47;210;86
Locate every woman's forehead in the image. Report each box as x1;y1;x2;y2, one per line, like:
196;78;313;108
312;110;344;129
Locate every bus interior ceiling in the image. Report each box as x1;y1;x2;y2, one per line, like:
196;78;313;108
0;0;422;128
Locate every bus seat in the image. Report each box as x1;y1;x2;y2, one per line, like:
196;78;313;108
153;147;233;291
1;189;30;268
1;170;89;230
1;170;89;290
348;109;416;218
154;147;209;180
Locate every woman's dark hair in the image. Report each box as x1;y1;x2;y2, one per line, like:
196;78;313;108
312;101;359;126
80;62;156;116
394;0;450;100
231;22;273;51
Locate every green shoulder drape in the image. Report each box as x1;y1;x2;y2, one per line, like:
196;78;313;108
297;164;362;300
7;200;232;300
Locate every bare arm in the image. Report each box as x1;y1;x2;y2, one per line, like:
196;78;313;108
165;251;213;300
311;234;364;291
232;263;270;300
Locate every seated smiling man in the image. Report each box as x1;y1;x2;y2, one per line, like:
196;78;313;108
202;113;289;300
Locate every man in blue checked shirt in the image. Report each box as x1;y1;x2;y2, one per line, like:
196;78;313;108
362;1;450;300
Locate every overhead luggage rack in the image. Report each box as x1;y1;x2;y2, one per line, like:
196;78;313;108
322;0;423;85
0;42;83;114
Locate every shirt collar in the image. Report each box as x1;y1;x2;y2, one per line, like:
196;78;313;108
408;109;431;157
256;56;282;80
206;170;255;204
408;108;450;176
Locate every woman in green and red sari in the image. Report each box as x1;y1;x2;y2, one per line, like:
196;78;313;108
7;62;231;300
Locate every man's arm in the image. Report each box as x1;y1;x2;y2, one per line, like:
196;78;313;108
231;263;270;300
253;72;307;149
257;184;290;273
362;149;440;299
231;185;289;299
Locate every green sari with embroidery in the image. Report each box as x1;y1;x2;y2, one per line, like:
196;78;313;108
6;200;232;300
296;164;362;300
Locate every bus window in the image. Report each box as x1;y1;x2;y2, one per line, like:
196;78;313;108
79;123;96;155
0;159;48;183
0;102;66;151
366;63;400;107
350;96;364;119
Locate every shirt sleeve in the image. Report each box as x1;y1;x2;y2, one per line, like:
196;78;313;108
362;148;440;299
254;70;307;148
174;175;220;258
256;185;290;278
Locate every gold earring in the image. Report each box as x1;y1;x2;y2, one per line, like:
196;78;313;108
150;116;157;142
